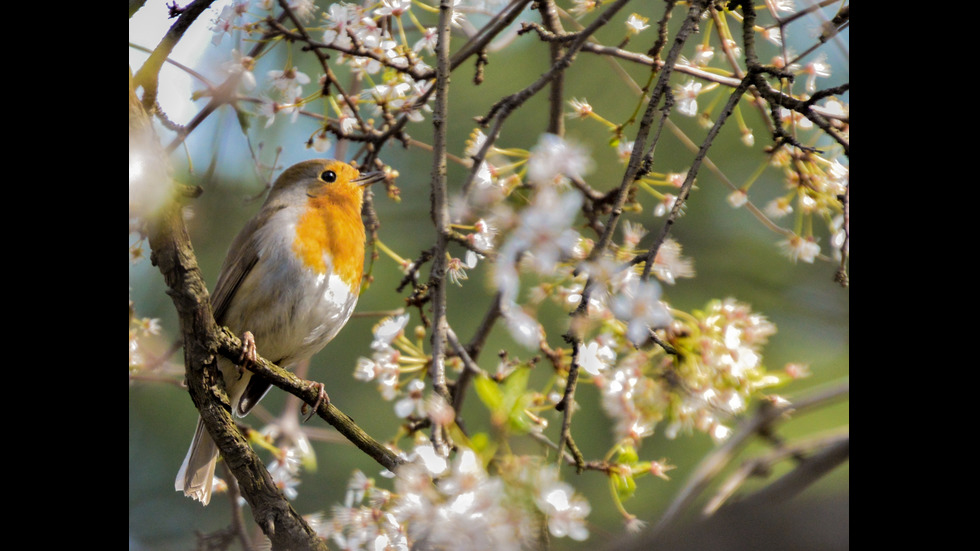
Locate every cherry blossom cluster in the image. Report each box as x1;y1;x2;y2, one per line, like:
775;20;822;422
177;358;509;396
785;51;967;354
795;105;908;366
309;446;591;550
148;0;847;543
205;0;459;142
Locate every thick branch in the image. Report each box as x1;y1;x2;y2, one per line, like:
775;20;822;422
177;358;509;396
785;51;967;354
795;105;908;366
144;182;326;551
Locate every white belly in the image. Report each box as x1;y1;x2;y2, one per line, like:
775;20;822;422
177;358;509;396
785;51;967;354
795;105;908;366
221;205;360;370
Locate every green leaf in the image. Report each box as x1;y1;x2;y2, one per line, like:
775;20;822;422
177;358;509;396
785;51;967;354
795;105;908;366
473;368;535;434
611;469;637;501
501;367;534;433
237;107;251;134
474;373;504;411
616;444;639;465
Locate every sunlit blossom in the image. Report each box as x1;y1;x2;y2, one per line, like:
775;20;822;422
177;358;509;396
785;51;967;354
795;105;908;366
426;393;456;427
374;0;412;17
267;67;311;101
723;38;742;58
610;278;672;345
500;300;543;349
222;49;256;90
693;43;714;66
778;235;820;263
495;186;583;304
675;80;702;117
374;314;410;346
526;133;592;186
762;26;782;46
257;98;288;128
621;220;647;249
652;238;695;285
569;0;598;15
764;197;793;218
267;447;302;500
802;56;831;93
653;193;677;217
414;27;438;54
567;98;593;119
784;363;811;379
286;0;316;20
394;379;426;418
626;13;649;34
310;130;331;153
616;140;635;163
413;444;449;476
210;2;248;46
446;255;474;286
322;2;359;47
578;339;615;376
534;467;591;541
726;189;748;208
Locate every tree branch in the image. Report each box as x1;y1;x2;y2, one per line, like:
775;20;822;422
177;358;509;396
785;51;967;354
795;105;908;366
144;177;326;551
425;0;457;455
216;329;406;473
649;380;849;539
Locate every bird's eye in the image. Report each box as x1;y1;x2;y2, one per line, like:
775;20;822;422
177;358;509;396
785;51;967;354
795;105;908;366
320;170;337;183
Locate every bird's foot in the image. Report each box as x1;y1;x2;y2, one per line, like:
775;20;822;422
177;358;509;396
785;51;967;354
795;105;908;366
303;382;330;422
237;331;257;379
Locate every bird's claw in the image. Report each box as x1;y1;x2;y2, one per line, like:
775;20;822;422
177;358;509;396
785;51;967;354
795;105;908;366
237;331;257;379
303;383;330;422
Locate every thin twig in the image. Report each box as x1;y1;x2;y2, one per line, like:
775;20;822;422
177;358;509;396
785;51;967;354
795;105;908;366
426;0;457;454
460;0;632;201
702;430;849;515
160;12;290;154
132;0;218;112
649;380;849;539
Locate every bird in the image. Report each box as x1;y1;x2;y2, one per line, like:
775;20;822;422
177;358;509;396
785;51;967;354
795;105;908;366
176;158;384;505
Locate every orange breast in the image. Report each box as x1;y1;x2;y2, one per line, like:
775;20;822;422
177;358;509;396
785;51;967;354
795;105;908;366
292;195;366;290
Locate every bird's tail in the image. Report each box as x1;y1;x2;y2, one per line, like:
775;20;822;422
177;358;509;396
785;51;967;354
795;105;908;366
175;417;218;506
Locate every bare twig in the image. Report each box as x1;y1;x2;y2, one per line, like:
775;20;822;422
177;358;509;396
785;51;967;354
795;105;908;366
702;430;849;515
427;0;457;453
649;380;849;539
461;0;632;201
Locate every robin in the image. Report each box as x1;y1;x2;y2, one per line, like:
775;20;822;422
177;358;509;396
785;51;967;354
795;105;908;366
175;158;384;505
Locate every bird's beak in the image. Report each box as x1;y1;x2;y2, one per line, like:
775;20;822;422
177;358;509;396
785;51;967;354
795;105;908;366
354;171;386;187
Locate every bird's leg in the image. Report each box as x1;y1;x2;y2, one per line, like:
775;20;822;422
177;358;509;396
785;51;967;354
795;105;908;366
237;331;257;379
303;383;330;422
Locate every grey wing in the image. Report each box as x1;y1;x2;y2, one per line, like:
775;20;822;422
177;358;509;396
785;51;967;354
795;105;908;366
211;213;266;324
210;206;285;416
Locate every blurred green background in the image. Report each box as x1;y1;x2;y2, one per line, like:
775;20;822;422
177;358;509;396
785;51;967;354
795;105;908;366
130;2;848;549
